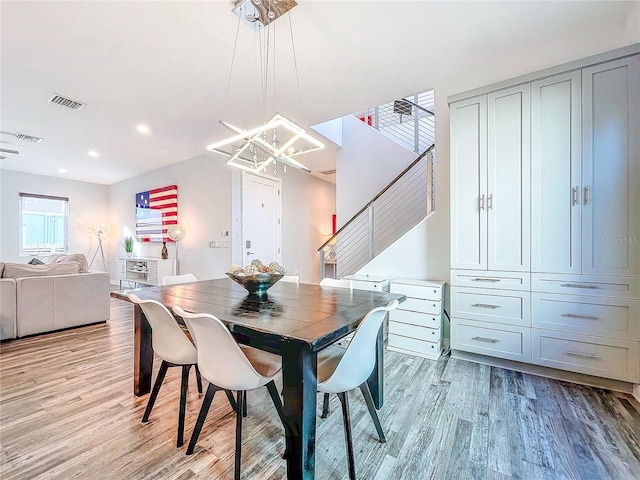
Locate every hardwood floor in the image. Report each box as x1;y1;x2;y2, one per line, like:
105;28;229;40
1;298;639;479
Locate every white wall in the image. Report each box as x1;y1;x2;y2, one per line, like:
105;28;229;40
107;152;335;284
0;170;109;265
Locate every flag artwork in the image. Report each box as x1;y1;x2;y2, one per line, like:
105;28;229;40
135;185;178;242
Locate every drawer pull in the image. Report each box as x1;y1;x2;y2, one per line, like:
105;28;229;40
566;351;600;360
560;283;599;289
471;278;500;283
472;303;501;309
561;313;600;320
472;336;500;343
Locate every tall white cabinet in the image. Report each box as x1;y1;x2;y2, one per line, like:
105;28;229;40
450;47;640;385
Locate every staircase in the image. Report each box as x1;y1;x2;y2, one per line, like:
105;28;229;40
319;144;435;278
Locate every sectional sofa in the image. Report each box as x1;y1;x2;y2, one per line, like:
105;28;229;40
0;254;110;340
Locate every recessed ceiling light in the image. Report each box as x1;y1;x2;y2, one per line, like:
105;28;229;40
58;168;67;173
88;150;99;157
136;124;151;134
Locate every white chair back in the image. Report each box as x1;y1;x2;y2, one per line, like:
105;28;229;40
128;294;197;365
280;274;299;284
163;273;198;285
318;299;399;394
172;306;270;391
319;278;352;289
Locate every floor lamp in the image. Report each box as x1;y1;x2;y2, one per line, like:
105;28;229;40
88;225;108;271
167;225;186;275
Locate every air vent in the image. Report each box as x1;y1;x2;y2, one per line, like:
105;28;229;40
319;169;336;176
15;133;43;143
48;94;86;110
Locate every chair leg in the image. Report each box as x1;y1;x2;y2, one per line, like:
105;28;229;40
242;391;248;418
337;392;356;480
142;360;169;423
359;382;386;443
195;364;203;394
186;383;218;455
177;365;191;447
235;390;245;480
225;389;238;411
321;392;330;419
266;381;286;429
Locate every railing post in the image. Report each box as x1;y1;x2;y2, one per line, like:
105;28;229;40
414;94;420;153
368;205;375;260
374;106;379;130
319;248;325;280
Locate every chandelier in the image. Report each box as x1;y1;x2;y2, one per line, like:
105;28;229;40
207;0;324;175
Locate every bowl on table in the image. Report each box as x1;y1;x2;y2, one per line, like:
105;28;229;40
226;272;284;296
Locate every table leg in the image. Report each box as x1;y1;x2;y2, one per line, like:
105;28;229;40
133;305;153;396
366;324;384;409
281;343;317;480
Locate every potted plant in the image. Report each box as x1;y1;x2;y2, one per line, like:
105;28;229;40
123;235;135;257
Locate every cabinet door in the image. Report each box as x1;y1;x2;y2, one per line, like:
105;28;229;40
531;71;582;274
487;84;530;271
582;55;640;275
450;96;487;270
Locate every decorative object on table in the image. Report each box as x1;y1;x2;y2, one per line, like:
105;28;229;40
206;0;324;176
167;224;186;274
123;235;134;258
135;185;178;243
88;223;109;271
161;242;168;260
226;260;286;296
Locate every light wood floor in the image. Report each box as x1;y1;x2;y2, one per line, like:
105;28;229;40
1;298;639;479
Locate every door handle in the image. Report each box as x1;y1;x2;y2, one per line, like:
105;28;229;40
584;185;591;204
572;186;579;206
487;194;493;210
246;251;255;256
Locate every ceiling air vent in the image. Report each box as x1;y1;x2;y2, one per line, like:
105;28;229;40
15;133;43;143
48;94;86;110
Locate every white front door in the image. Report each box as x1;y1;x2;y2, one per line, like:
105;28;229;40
242;172;281;266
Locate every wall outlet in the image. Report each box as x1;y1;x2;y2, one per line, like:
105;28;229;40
221;230;229;237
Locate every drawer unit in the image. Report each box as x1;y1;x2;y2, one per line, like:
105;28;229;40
451;269;530;291
532;329;640;383
532;293;640;340
452;318;531;363
451;286;530;327
532;273;640;299
387;279;445;360
118;257;175;286
343;275;390;292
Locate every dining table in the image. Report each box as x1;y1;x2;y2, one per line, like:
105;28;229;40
111;277;405;479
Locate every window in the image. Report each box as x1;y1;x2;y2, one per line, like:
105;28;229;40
20;193;69;256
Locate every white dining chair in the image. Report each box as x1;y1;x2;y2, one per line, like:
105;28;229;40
316;299;399;480
162;273;198;285
319;277;352;288
172;306;286;480
128;294;208;447
280;274;299;284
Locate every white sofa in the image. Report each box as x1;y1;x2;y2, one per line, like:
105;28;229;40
0;254;110;340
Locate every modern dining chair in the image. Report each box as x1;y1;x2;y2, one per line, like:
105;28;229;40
162;273;198;285
128;294;209;447
316;299;399;480
172;306;286;480
280;274;299;284
319;277;352;288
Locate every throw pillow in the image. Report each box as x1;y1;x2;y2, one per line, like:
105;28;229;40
28;258;45;265
2;262;81;278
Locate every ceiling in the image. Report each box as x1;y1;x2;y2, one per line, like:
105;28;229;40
0;1;637;185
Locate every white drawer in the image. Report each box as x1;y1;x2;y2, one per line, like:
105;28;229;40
390;309;442;329
390;279;444;301
451;270;530;291
532;293;640;340
532;329;640;383
532;273;640;299
451;287;530;326
401;298;442;315
451;318;531;363
389;321;442;342
387;334;442;359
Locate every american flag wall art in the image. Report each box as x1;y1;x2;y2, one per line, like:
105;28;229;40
135;185;178;242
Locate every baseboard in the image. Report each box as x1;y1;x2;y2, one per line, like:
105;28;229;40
451;349;636;394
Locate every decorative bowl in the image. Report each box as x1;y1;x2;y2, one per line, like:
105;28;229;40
226;272;284;296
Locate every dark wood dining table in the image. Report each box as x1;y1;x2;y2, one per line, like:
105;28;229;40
111;277;405;480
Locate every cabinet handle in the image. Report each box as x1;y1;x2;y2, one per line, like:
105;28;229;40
572;187;579;206
561;313;600;320
471;278;500;282
479;194;485;211
472;336;500;343
472;303;501;309
487;194;493;210
560;283;599;289
566;351;600;360
584;185;591;205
